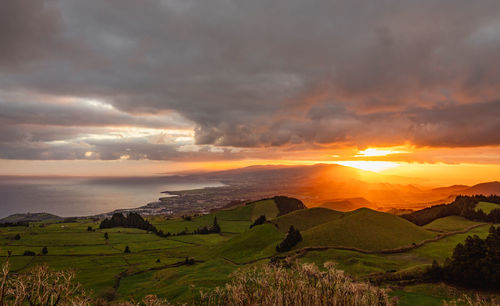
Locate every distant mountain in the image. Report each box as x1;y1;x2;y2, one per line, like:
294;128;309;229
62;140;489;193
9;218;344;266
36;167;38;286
431;185;469;194
460;181;500;196
192;164;500;210
320;197;372;211
0;212;62;223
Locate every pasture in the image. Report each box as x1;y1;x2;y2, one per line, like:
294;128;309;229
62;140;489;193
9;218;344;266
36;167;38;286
1;198;498;303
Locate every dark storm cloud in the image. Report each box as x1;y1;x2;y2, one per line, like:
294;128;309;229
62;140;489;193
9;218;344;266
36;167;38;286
0;0;76;69
0;96;190;128
408;100;500;147
1;0;500;160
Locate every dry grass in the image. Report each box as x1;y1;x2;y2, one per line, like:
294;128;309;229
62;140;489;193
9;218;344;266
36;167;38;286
1;259;395;305
1;259;94;306
444;295;499;306
197;261;393;306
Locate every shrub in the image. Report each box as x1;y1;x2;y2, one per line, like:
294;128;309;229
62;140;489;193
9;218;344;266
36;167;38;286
41;246;48;255
0;263;94;305
124;246;131;253
13;234;20;241
23;250;35;256
444;294;498;306
197;262;393;305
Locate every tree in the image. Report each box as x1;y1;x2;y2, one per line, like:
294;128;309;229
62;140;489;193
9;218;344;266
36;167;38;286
87;226;93;232
41;246;48;255
276;226;302;252
212;216;221;233
14;234;20;240
104;232;109;240
124;246;130;253
427;226;500;289
250;215;266;228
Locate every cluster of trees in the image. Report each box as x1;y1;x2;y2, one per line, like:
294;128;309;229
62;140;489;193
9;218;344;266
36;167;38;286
181;217;221;235
100;212;157;231
250;215;266;228
0;221;29;227
402;195;500;226
99;212;173;237
99;213;222;238
276;226;302;252
426;226;500;289
274;196;307;216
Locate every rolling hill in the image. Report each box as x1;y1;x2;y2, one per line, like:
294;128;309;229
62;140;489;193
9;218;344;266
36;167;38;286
299;208;436;251
271;207;343;233
461;181;500;196
319;197;372;211
1;195;497;305
215;223;283;262
475;201;500;214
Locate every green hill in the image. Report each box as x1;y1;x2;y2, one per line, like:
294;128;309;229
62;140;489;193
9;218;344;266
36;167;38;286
250;199;280;221
150;197;303;234
475;201;500;214
300;208;436;251
0;212;62;223
215;223;283;262
271;207;343;233
423;216;482;232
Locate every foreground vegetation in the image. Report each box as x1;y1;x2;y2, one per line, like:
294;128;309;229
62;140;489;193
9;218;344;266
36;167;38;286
0;259;394;306
0;196;499;304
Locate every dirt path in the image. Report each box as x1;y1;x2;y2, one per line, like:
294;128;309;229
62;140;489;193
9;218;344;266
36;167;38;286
222;256;272;265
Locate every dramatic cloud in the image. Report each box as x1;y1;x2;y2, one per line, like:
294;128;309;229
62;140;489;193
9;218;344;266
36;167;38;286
1;0;500;161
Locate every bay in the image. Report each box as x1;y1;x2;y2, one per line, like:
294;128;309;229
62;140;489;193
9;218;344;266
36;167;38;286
0;176;223;218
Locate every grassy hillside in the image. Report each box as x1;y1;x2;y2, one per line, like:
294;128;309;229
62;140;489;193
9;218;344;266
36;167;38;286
0;212;62;223
149;198;290;235
300;208;436;251
271;207;343;233
215;223;282;262
1;197;497;304
475;201;500;214
423;216;482;232
250;199;280;221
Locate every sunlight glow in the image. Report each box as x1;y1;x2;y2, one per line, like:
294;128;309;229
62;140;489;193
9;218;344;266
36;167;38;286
85;99;115;110
334;161;399;172
355;148;408;157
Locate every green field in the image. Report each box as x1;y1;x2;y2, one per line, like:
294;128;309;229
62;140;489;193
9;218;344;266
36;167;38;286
423;216;482;232
1;199;498;304
475;201;500;214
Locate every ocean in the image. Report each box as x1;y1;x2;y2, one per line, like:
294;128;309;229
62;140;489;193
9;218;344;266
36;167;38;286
0;176;224;218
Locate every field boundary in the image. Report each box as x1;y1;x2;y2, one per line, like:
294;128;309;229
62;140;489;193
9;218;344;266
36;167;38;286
288;223;489;259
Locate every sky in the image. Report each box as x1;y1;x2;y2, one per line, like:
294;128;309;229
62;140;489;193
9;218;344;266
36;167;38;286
1;0;500;185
